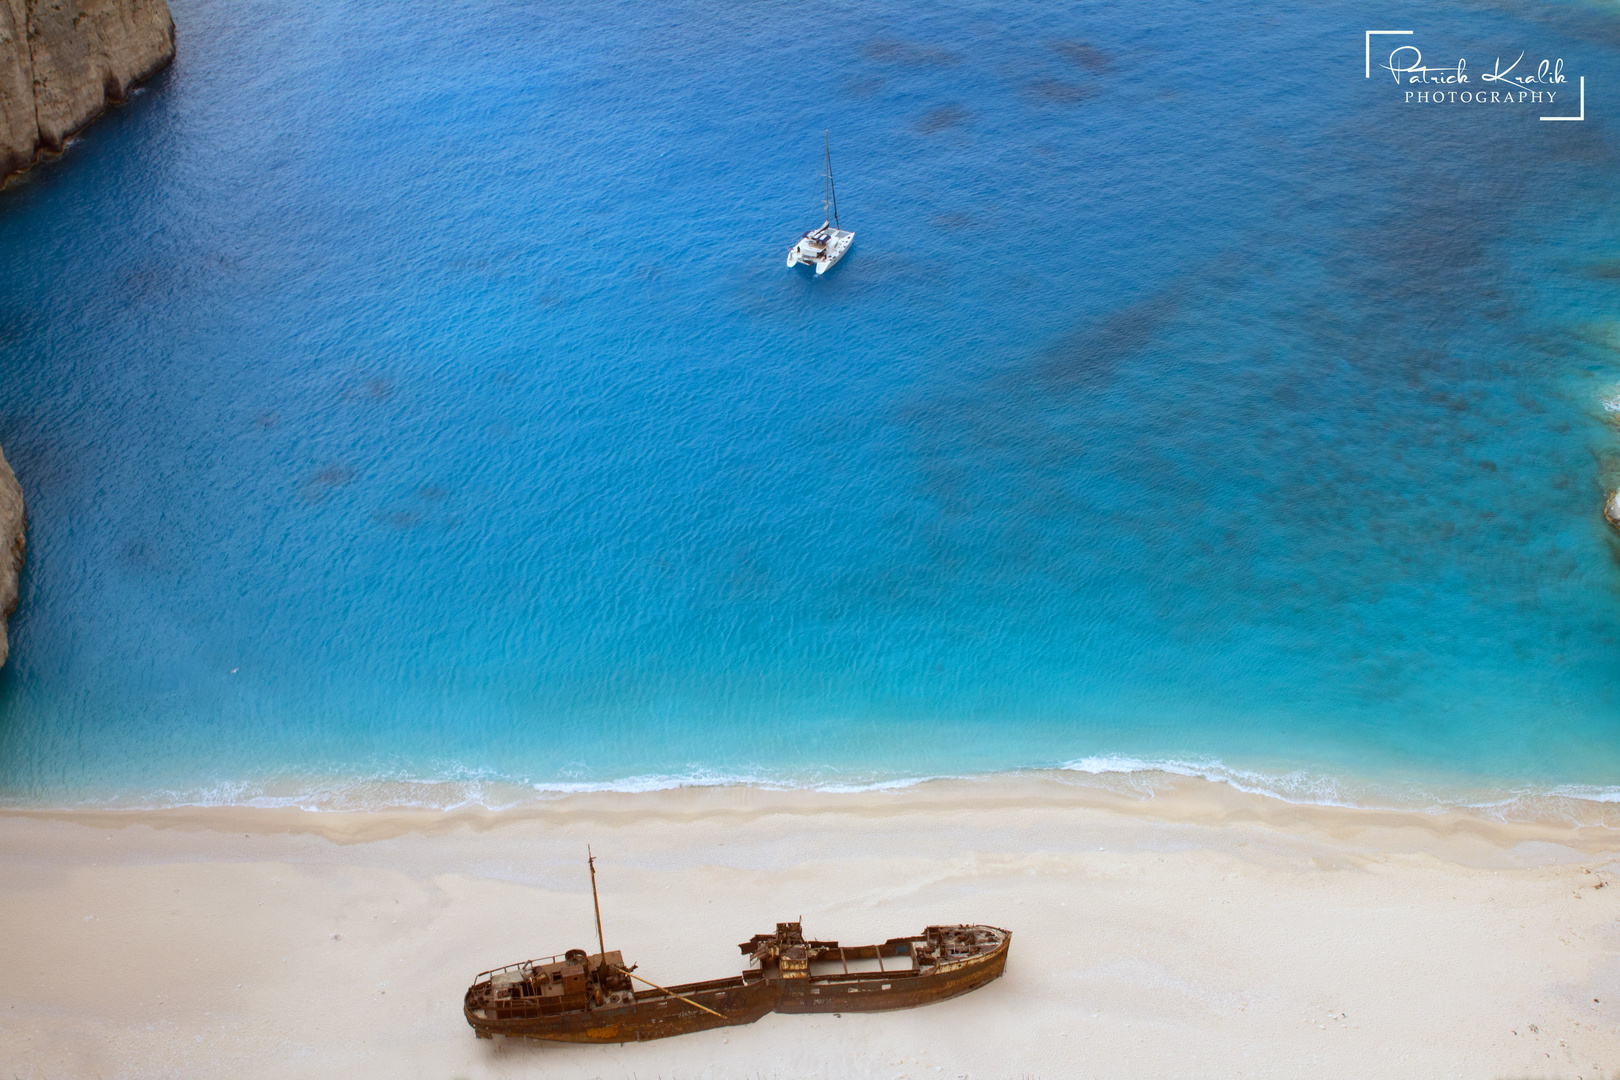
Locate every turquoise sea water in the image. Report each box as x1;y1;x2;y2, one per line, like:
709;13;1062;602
2;0;1620;808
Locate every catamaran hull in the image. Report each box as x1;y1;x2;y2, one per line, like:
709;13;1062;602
786;230;854;275
785;247;849;274
465;928;1009;1044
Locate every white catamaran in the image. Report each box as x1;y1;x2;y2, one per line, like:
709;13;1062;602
786;131;853;275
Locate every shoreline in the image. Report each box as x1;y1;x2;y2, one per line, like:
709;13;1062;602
9;763;1620;830
6;776;1620;1077
8;772;1620;865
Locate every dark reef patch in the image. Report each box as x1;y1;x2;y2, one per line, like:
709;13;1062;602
301;464;355;502
863;38;961;66
1049;40;1110;72
1027;80;1097;105
373;509;420;530
916;105;969;133
1037;285;1185;391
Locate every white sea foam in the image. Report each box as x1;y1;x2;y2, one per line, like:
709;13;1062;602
9;755;1620;822
1055;754;1369;808
1055;755;1620;824
1550;785;1620;803
531;769;956;797
36;765;956;812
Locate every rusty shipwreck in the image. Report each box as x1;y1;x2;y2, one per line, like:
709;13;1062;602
463;854;1010;1043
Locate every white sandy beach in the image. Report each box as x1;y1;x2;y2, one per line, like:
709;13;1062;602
4;774;1620;1079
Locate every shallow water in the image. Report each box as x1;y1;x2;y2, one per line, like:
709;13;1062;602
2;0;1620;807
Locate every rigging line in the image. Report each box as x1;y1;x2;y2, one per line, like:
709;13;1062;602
616;967;727;1019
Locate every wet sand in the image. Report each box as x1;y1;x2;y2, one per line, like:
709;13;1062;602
4;774;1619;1079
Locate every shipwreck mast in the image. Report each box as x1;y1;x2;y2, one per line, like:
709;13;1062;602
588;846;608;962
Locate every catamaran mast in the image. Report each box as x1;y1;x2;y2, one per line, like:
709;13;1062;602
826;130;840;230
823;130;830;225
588;846;608;962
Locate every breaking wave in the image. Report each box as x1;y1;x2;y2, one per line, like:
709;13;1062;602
9;756;1620;827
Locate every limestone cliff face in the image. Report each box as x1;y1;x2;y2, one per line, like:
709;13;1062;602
0;0;173;181
0;446;24;669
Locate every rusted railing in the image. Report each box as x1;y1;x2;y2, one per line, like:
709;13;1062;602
471;954;573;984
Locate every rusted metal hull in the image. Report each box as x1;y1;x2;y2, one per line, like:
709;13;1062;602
775;945;1009;1014
467;975;777;1043
465;927;1010;1044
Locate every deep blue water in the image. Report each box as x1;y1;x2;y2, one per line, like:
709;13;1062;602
3;0;1620;807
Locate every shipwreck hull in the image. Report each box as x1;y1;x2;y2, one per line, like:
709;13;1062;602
468;974;776;1043
777;946;1010;1014
465;924;1010;1044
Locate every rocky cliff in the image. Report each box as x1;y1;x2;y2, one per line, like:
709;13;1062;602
0;0;174;181
0;446;24;668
